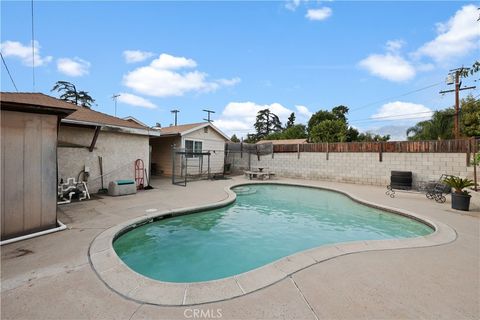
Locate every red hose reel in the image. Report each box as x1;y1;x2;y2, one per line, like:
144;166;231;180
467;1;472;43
134;159;145;190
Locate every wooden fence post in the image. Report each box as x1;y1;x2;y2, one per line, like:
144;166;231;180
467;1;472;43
326;142;329;160
466;138;471;166
474;138;478;191
379;142;383;162
297;144;300;159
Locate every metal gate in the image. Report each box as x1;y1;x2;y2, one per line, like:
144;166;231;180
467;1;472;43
172;147;211;186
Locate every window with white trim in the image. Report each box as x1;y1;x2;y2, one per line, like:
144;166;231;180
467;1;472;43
185;140;202;158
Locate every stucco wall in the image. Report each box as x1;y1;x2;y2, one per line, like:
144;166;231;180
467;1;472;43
57;126;150;193
1;110;58;240
182;127;226;174
151;126;227;177
237;152;474;186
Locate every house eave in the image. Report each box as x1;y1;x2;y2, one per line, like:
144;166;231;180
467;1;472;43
61;118;160;136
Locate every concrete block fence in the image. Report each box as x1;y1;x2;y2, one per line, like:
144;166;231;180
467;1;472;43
242;152;474;186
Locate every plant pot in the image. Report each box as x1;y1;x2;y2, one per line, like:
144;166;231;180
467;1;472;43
451;192;471;211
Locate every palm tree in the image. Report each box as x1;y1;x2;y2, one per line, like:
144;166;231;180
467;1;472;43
51;81;95;108
407;109;455;140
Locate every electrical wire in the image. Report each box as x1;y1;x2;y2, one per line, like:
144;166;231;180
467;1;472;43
349;82;443;112
0;51;19;92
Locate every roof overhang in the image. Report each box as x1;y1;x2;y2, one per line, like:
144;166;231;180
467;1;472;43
1;102;76;118
179;123;230;140
61;118;160;137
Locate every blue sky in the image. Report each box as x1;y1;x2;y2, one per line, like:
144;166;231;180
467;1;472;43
1;1;479;140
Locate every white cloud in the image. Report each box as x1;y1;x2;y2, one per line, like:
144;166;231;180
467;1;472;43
57;57;90;77
150;53;197;69
415;4;480;62
295;105;312;118
285;0;302;11
216;77;241;86
117;93;157;109
385;39;405;53
360;5;480;82
363;125;411;141
215;101;307;137
305;7;332;21
123;53;239;97
123;50;154;63
0;40;52;66
359;53;416;82
371;101;433;121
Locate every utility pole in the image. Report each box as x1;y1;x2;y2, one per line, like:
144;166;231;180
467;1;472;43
171;109;180;126
203;109;215;122
439;67;476;139
111;94;120;117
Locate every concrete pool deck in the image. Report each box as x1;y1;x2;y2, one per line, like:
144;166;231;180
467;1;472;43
1;176;479;319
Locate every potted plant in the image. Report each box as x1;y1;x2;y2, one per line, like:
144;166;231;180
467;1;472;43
443;176;476;211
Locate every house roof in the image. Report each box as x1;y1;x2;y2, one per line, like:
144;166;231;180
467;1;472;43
257;138;308;145
1;92;77;116
65;106;147;129
122;116;149;127
1;92;159;136
158;122;230;140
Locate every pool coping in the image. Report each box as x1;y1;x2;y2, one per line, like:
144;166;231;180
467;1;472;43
88;180;457;306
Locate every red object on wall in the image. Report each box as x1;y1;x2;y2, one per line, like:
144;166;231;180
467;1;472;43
134;159;145;190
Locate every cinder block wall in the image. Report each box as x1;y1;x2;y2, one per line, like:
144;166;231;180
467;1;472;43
58;126;150;193
247;152;474;186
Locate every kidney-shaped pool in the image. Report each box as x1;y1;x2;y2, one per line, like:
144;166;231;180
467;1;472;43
113;184;433;283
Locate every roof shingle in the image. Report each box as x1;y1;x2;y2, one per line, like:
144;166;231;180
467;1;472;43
159;122;207;135
1;92;147;129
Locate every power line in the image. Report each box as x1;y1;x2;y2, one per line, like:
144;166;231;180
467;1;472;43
350;111;434;123
349;82;443;112
1;51;19;92
31;0;35;91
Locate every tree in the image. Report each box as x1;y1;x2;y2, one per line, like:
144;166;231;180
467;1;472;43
230;134;240;143
357;132;390;142
244;133;258;144
51;81;95;108
459;60;480;77
310;120;348;142
281;124;307;139
307;110;336;136
331;105;349;122
263;124;307;140
346;127;360;142
460;95;480;137
407;108;455;140
253;109;282;140
286;112;295;128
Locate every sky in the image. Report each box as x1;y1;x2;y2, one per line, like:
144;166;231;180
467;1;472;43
1;1;479;140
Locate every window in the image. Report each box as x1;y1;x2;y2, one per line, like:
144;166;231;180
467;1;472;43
185;140;202;158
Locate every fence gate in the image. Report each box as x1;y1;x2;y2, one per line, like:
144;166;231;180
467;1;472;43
172;147;211;186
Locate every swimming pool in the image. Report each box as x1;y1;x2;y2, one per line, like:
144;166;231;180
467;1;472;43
113;184;433;283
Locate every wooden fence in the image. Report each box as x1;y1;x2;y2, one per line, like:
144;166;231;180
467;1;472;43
271;139;478;153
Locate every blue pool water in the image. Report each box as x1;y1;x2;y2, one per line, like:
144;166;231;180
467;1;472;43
113;184;433;282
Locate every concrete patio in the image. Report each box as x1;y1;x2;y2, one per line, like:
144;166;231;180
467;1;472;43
1;176;479;320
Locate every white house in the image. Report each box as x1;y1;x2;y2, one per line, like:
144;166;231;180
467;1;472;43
150;122;230;176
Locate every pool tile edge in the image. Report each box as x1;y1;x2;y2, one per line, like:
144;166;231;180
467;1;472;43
88;180;457;306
